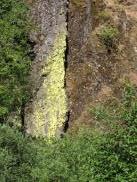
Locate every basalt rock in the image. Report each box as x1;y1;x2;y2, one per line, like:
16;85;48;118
25;0;137;136
25;0;67;138
66;0;137;130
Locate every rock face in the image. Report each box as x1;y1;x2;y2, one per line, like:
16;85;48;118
25;0;137;136
66;0;137;130
25;0;67;138
66;0;93;127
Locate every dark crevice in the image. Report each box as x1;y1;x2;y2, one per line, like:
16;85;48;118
63;111;70;133
63;0;70;134
64;0;69;76
20;104;25;134
64;35;69;89
64;36;69;72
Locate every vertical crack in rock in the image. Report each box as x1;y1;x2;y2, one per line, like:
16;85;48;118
63;0;70;134
25;0;68;138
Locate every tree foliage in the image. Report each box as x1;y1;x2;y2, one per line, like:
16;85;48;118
0;0;33;120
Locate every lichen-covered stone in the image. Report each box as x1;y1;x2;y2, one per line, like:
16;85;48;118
25;0;67;138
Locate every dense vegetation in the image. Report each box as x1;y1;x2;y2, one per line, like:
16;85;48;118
0;85;136;181
0;0;33;120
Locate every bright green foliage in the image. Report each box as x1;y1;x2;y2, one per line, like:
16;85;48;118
0;125;104;181
98;26;119;48
90;84;137;181
0;0;32;120
0;85;136;181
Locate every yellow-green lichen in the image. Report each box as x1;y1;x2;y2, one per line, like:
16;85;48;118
26;31;67;138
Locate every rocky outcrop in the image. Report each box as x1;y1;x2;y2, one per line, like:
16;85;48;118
25;0;137;136
25;0;67;138
66;0;137;130
66;0;94;127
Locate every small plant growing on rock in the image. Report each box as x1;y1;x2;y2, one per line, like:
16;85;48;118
98;11;111;22
98;26;119;49
71;0;86;7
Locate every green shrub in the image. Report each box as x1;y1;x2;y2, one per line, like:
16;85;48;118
0;124;37;181
98;26;119;49
0;84;137;182
90;84;137;181
0;0;33;120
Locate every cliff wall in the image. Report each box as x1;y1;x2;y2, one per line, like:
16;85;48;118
25;0;137;136
66;0;137;130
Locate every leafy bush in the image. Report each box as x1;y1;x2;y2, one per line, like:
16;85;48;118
90;84;137;181
0;84;136;182
0;0;33;120
98;26;119;49
0;124;37;181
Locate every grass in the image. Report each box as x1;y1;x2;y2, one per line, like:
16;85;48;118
98;25;119;49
